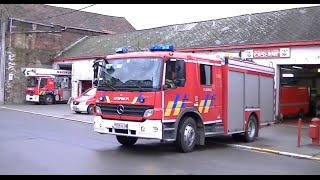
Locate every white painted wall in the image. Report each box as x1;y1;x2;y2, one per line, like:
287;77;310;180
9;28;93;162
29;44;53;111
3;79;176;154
53;59;94;98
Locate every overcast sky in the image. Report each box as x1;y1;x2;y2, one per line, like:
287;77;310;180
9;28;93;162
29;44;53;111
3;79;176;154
48;4;320;30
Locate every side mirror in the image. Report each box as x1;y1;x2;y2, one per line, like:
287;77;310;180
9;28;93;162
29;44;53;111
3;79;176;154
175;60;186;87
93;79;98;86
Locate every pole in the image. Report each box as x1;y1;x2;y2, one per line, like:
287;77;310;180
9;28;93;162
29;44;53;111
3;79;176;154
0;20;6;104
297;118;302;147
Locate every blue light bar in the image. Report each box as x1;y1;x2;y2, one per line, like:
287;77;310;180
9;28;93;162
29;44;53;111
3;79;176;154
115;47;129;53
149;45;174;52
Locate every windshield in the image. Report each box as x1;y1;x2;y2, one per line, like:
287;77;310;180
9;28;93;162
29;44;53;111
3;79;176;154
97;57;162;91
83;88;97;96
26;77;39;87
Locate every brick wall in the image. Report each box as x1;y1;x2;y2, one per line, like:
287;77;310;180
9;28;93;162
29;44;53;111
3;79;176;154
4;19;103;104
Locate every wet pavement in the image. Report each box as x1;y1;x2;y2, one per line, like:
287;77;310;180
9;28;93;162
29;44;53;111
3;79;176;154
1;103;320;160
1;109;319;175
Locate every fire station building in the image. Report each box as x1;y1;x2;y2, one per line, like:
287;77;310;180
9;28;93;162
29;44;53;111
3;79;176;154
52;6;320;121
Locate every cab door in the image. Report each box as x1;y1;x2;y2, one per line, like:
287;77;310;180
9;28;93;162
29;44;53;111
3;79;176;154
163;59;192;121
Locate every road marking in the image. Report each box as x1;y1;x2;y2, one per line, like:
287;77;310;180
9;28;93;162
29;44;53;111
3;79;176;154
223;143;317;160
0;106;93;124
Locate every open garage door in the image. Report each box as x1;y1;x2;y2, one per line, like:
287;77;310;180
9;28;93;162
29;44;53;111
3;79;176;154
279;64;320;122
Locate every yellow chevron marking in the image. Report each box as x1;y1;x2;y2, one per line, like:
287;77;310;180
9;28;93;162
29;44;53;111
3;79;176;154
173;101;183;115
165;101;174;116
106;96;110;103
198;100;205;113
204;100;212;113
131;97;138;104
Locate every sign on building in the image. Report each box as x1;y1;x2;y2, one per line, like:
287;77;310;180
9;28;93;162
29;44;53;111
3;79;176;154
242;48;290;59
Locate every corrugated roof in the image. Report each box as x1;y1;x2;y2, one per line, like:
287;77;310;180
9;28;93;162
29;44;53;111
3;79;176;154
57;5;320;58
1;4;136;33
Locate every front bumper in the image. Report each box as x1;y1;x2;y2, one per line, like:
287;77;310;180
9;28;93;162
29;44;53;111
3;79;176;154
26;95;39;102
70;103;89;112
93;116;163;140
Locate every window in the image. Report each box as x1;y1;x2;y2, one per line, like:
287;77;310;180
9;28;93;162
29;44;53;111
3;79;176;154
40;78;47;88
200;64;212;85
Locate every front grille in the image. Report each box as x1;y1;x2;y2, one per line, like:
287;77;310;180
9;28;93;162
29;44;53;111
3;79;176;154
26;90;34;95
97;103;153;117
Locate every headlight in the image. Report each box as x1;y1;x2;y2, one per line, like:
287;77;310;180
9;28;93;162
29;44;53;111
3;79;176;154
143;109;154;117
79;101;86;105
95;106;102;114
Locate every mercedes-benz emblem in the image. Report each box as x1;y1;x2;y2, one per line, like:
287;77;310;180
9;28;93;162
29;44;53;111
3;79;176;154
117;105;125;115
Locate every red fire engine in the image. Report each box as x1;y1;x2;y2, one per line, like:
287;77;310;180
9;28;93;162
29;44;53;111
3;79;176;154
23;68;72;105
279;85;310;118
92;45;275;153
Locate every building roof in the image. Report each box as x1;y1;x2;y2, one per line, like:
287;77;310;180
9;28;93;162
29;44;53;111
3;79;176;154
56;5;320;58
1;4;136;34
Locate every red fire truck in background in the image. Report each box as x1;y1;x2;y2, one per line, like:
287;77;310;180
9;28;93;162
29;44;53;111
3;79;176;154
92;45;275;153
279;85;310;118
23;68;72;105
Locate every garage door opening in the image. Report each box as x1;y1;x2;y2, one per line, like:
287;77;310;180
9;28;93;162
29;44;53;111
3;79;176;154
279;64;320;124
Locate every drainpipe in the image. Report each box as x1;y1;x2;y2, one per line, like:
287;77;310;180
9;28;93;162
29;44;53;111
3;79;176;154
0;20;6;104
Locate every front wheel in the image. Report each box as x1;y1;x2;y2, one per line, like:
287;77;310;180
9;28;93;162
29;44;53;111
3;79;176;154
116;136;138;146
175;117;197;153
87;104;94;115
244;115;258;142
44;94;55;105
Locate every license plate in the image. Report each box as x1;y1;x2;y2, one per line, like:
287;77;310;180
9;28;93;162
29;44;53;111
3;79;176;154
114;123;128;130
73;106;79;111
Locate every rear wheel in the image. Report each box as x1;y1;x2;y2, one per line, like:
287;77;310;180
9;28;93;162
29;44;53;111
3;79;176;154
244;115;258;142
44;94;54;105
75;111;81;114
175;117;197;153
116;136;138;146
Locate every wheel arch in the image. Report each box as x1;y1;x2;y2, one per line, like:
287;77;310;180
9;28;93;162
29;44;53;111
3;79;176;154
174;107;205;146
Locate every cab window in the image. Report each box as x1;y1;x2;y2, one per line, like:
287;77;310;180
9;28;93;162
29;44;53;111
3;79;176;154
200;64;212;86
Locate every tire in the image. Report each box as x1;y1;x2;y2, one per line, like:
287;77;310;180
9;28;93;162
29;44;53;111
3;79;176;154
44;94;55;105
87;104;94;115
175;117;197;153
244;115;258;142
75;111;81;114
116;135;138;146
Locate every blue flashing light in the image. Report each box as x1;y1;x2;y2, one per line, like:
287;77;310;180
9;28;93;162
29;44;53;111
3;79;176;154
115;47;129;53
149;45;174;52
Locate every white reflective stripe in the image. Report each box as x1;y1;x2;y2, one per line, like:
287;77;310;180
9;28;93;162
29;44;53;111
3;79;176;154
229;64;274;75
245;108;260;111
161;63;166;122
186;60;221;66
162;119;176;123
198;62;215;65
229;59;274;73
204;120;223;124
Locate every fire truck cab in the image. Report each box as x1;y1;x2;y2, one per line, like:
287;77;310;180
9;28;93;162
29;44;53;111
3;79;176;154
93;45;275;153
23;68;72;105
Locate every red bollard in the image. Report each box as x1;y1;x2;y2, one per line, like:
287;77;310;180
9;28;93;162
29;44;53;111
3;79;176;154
309;118;320;145
297;118;302;147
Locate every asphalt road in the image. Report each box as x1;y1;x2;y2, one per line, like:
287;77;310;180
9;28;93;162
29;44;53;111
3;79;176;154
0;109;319;175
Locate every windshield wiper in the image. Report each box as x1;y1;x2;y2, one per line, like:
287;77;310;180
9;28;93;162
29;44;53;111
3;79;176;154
99;83;117;91
132;81;147;92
